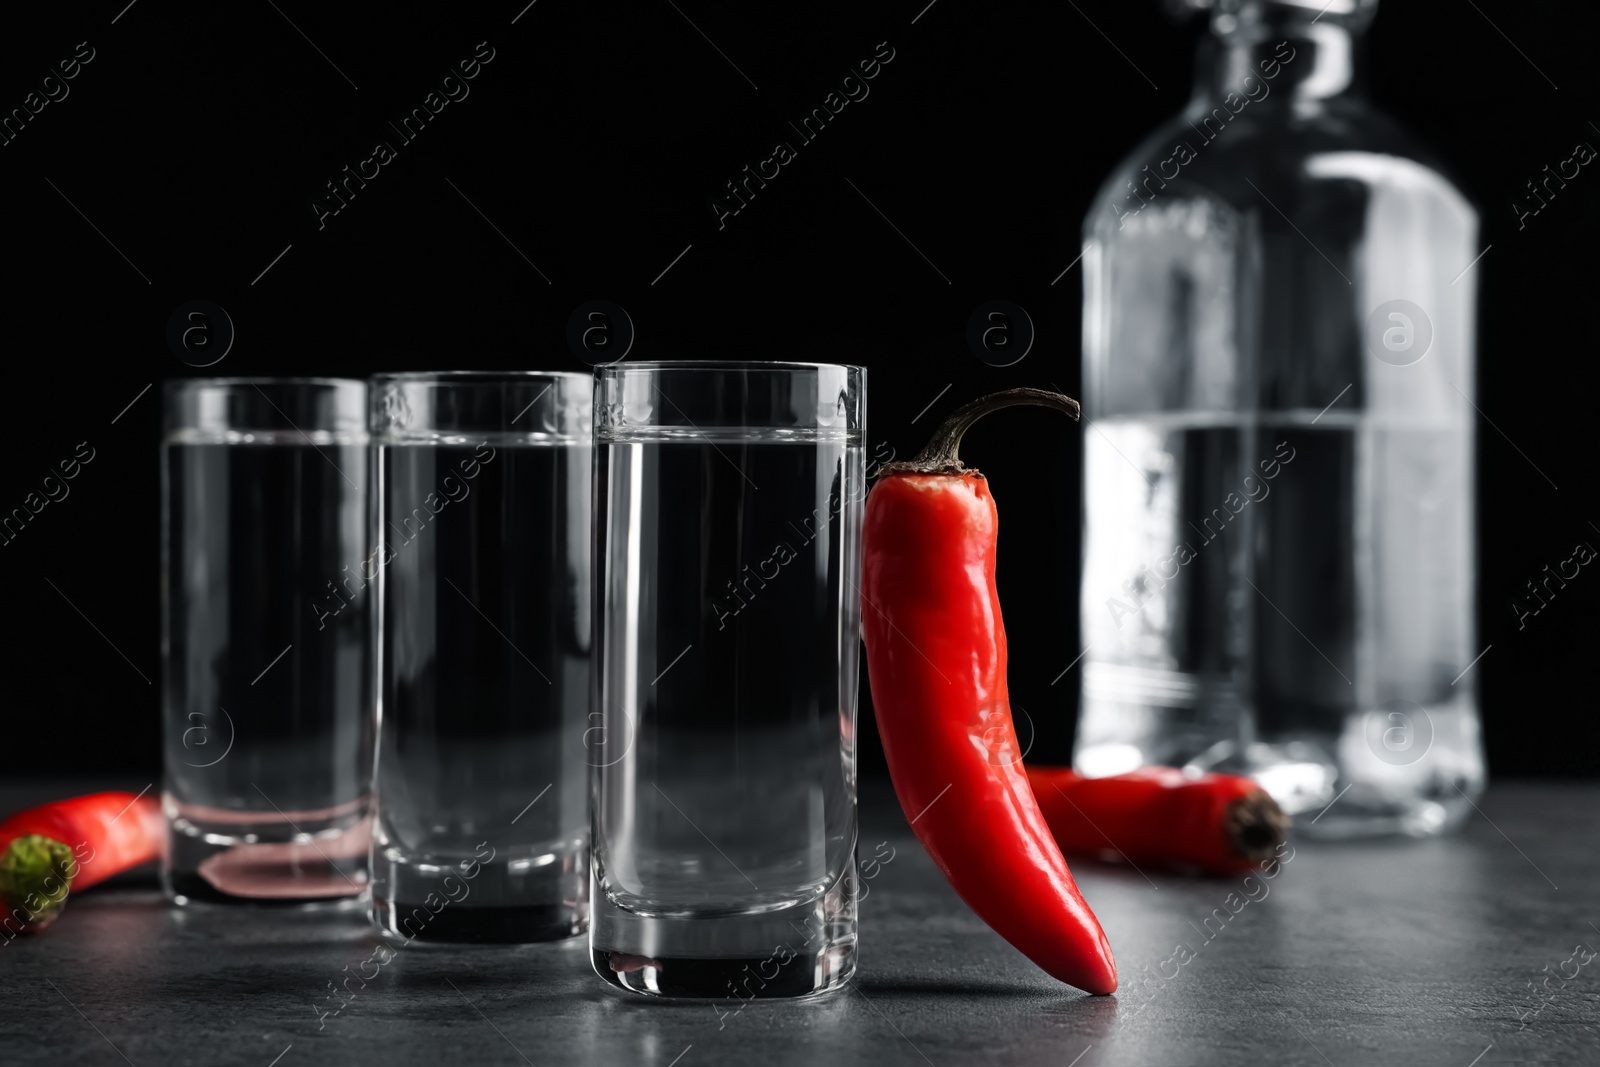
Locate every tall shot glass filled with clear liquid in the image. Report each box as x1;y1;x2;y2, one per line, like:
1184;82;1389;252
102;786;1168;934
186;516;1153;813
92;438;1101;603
589;362;865;998
369;372;592;942
161;378;372;904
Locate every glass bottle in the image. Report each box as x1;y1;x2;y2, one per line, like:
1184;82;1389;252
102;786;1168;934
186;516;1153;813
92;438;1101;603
1074;0;1485;836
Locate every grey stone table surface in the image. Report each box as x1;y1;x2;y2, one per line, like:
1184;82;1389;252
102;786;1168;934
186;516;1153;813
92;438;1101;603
3;778;1597;1067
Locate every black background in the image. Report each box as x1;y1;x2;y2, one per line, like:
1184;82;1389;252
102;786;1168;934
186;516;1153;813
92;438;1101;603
1;0;1594;780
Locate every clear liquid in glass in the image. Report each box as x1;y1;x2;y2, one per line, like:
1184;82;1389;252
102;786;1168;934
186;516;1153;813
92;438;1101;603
1079;413;1481;835
162;441;372;904
371;438;591;942
591;432;862;996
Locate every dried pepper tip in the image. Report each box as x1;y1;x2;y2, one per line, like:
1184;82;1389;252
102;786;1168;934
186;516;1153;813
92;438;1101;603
1223;790;1292;862
0;834;77;930
879;387;1082;478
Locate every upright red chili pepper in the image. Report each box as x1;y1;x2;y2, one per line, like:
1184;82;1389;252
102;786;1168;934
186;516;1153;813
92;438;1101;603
860;388;1117;995
1026;766;1290;875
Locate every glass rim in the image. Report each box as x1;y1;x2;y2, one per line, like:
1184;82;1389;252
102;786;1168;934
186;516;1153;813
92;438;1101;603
596;360;864;375
164;377;368;442
370;370;591;442
596;360;863;439
165;376;366;391
369;370;592;383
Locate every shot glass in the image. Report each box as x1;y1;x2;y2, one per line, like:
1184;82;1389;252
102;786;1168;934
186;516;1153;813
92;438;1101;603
161;378;372;904
590;361;866;998
369;372;592;943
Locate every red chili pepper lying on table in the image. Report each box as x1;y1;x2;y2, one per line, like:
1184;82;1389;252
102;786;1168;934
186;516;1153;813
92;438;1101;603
860;388;1118;995
1026;766;1290;875
0;791;163;934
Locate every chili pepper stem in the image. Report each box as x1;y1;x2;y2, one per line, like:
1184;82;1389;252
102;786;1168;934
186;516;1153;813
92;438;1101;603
1223;791;1292;863
0;835;76;929
881;387;1081;477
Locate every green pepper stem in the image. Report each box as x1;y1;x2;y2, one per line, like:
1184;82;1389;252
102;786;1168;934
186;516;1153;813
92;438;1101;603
882;387;1081;477
0;835;77;931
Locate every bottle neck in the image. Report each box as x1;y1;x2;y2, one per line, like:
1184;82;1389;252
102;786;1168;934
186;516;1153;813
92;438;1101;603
1203;21;1359;105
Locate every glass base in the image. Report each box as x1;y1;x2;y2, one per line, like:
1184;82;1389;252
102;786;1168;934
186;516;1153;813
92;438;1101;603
1077;700;1486;840
589;872;857;999
369;837;588;944
591;945;856;999
165;871;369;908
1291;795;1475;840
370;898;584;944
1179;728;1484;840
162;794;370;904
